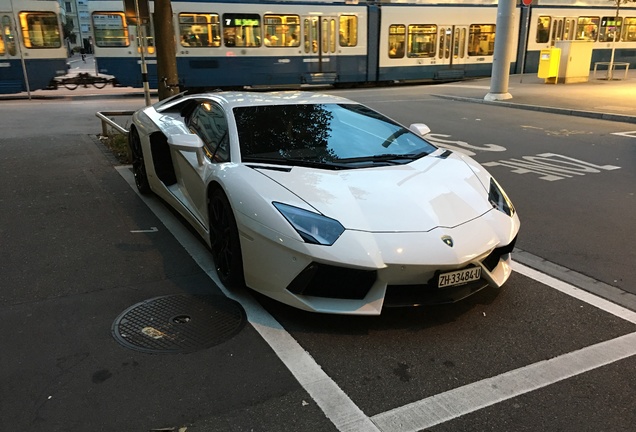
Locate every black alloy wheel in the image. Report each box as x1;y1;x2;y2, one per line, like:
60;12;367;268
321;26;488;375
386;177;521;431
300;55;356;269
129;128;151;194
209;189;244;288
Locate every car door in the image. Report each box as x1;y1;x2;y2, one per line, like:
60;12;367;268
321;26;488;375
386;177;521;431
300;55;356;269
172;101;230;227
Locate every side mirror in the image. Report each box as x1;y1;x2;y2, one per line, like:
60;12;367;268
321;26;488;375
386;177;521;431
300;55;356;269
409;123;431;136
167;133;205;166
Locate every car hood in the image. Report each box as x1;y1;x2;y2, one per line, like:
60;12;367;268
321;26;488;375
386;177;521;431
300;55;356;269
255;155;493;232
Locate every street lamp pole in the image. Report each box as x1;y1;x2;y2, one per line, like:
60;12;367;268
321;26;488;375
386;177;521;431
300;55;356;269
134;0;151;106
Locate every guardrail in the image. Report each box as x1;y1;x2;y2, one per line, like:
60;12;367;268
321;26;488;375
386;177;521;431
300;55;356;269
95;110;135;136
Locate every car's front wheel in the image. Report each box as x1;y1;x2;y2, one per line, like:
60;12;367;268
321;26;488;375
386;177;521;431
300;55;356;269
129;128;151;194
209;189;244;288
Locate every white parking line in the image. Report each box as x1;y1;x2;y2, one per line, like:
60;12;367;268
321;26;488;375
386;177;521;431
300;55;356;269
117;166;636;432
371;331;636;431
116;166;379;432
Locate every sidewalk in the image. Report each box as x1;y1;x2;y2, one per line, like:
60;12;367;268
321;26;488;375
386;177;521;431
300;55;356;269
2;69;635;123
432;69;636;124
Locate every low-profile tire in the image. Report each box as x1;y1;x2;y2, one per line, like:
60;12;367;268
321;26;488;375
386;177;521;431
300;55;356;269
209;189;244;288
129;128;151;195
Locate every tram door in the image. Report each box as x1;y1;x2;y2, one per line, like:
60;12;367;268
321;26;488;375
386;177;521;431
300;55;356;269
0;13;23;93
303;16;337;79
437;25;468;67
550;17;577;46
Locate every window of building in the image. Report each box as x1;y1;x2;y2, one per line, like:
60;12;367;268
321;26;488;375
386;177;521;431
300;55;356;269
179;13;221;47
576;16;599;41
623;17;636;41
339;15;357;47
599;16;622;42
92;12;129;47
536;16;550;43
262;14;299;47
65;2;72;13
407;24;436;58
19;12;62;48
223;14;261;47
468;24;495;56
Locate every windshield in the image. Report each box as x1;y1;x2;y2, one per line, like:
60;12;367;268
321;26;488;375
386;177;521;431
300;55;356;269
233;103;437;168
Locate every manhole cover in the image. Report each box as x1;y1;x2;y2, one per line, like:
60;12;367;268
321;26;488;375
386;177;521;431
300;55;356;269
112;295;246;354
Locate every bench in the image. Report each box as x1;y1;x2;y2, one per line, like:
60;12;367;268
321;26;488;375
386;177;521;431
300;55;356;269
593;62;630;80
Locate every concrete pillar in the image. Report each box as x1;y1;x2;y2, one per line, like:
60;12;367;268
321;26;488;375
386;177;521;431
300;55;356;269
485;0;516;101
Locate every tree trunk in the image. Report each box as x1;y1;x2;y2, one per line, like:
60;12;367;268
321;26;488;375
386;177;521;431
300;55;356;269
153;0;180;100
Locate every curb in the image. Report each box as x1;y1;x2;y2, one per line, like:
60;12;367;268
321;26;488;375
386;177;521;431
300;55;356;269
513;248;636;312
432;94;636;124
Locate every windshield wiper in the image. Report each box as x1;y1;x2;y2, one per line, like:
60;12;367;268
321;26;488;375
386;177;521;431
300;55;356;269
339;152;429;164
242;156;349;170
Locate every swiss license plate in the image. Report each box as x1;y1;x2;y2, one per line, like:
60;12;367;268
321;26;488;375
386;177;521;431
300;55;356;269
438;267;481;288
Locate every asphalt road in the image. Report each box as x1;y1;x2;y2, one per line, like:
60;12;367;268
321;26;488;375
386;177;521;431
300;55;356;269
1;89;635;432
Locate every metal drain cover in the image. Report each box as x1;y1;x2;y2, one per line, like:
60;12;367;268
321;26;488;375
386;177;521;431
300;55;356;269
112;295;246;354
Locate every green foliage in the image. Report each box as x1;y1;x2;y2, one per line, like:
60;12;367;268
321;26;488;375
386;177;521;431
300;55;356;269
102;133;132;164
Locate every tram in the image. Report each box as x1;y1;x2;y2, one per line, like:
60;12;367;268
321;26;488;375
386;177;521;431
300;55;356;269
0;0;67;94
87;0;636;89
524;0;636;73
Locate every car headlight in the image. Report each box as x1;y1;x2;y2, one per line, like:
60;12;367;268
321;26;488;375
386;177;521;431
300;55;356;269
488;177;515;217
273;202;345;246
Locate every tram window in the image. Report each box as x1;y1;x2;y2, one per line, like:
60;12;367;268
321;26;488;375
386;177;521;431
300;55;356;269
263;15;299;47
576;16;599;41
311;19;318;53
92;12;129;47
179;13;220;47
388;24;405;58
564;18;576;40
322;19;329;53
438;28;445;59
453;28;460;58
468;24;495;56
330;19;336;52
339;15;357;47
536;16;550;43
406;24;435;58
19;12;61;48
223;14;261;47
623;17;636;41
599;16;622;42
304;19;310;53
2;15;17;56
459;28;466;57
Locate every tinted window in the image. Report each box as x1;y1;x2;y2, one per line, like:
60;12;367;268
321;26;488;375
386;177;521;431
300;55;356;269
234;104;436;167
188;103;230;162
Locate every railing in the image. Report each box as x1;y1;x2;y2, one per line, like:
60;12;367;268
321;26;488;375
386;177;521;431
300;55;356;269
95;110;135;136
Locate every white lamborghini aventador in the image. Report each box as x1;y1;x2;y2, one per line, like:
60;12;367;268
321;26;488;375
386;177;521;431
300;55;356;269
129;91;520;315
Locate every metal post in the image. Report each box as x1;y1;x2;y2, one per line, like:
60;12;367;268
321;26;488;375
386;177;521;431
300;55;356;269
607;8;620;81
135;0;152;106
519;5;531;83
485;0;516;101
74;0;84;54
